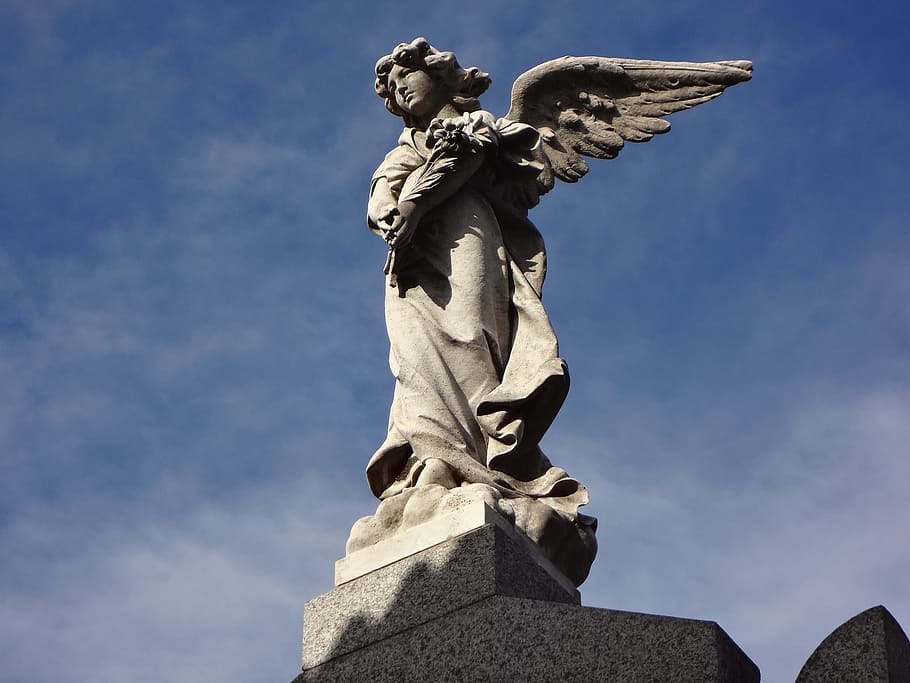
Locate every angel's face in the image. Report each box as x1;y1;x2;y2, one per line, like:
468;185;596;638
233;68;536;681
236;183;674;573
388;64;447;119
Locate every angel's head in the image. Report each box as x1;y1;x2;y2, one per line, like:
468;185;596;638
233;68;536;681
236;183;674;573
375;38;491;127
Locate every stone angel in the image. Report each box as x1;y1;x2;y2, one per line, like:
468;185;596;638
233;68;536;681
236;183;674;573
349;38;752;586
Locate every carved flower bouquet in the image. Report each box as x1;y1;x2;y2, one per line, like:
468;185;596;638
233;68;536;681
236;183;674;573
383;113;498;280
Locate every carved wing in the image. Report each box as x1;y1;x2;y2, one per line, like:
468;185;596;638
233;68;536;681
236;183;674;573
505;56;753;188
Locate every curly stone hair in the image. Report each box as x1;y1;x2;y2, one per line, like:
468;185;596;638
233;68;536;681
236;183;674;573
374;37;491;125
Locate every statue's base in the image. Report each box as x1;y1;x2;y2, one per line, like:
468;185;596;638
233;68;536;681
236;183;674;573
295;505;759;682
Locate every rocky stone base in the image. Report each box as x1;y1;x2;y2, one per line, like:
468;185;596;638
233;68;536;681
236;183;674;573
294;514;759;683
296;595;759;682
345;482;596;586
293;504;910;682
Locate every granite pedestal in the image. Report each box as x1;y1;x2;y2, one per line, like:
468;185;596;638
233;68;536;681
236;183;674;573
294;505;759;682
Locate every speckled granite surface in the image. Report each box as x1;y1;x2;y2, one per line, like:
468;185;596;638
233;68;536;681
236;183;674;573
796;605;910;683
304;523;579;669
295;521;759;682
296;596;759;682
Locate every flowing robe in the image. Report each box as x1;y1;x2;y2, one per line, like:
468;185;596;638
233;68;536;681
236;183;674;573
367;112;590;524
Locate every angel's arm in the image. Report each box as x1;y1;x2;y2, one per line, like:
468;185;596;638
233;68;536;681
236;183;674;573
367;127;487;247
367;143;424;238
387;149;484;248
368;177;399;237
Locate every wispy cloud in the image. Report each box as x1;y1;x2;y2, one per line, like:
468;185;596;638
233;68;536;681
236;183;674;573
0;473;369;683
2;3;908;683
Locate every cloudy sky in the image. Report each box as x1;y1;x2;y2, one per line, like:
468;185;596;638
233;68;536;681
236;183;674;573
1;1;908;681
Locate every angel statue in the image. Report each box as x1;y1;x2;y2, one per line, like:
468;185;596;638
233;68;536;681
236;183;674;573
346;37;751;586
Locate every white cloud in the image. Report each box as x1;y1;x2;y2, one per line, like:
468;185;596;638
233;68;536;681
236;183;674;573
0;474;371;683
557;377;910;681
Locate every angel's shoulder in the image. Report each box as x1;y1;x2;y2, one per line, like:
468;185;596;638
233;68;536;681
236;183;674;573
372;134;426;189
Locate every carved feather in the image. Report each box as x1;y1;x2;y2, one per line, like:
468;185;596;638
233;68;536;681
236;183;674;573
505;56;752;185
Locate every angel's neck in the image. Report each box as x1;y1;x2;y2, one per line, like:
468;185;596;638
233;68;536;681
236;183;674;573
412;102;463;130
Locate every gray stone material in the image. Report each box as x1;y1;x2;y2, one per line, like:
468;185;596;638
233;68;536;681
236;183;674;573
355;37;753;587
296;517;759;682
304;523;578;669
297;596;759;682
337;497;577;596
796;605;910;682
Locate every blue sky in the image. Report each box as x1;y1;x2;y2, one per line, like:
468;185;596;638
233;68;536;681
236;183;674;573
1;1;908;680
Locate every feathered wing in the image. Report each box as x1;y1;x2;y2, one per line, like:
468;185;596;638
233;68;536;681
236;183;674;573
504;56;753;189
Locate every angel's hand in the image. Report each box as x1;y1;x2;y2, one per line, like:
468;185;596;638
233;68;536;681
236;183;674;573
376;206;400;242
386;212;416;250
368;177;402;235
370;201;399;235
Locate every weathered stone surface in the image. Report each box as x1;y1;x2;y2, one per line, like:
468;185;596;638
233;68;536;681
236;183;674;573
297;596;760;682
356;37;752;588
796;605;910;682
306;522;578;669
337;497;577;596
